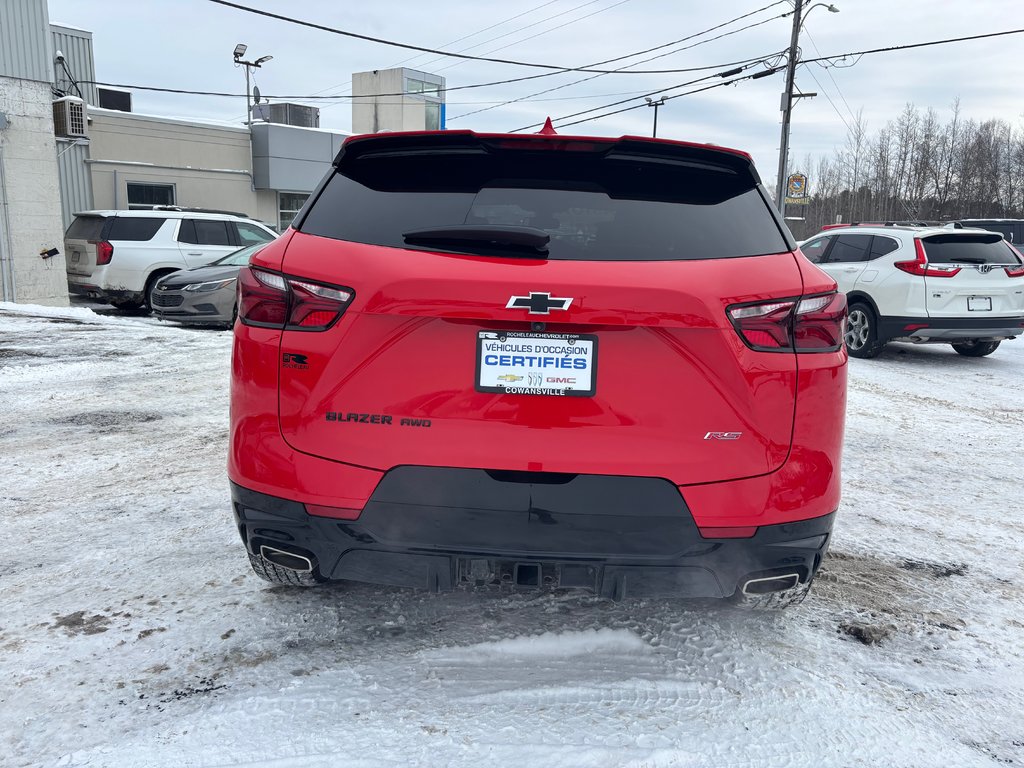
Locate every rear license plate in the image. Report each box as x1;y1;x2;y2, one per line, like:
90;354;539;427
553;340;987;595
71;251;81;264
968;296;992;311
476;330;597;397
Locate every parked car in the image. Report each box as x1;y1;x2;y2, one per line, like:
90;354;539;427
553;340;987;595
228;129;849;609
948;218;1024;245
151;243;265;327
800;224;1024;358
65;209;276;310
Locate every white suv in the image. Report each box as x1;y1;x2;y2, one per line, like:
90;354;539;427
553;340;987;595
800;225;1024;358
65;209;277;310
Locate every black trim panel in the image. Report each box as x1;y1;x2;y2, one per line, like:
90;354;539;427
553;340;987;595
231;469;836;600
878;314;1024;339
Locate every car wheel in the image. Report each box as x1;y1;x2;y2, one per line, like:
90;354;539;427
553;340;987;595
845;302;885;359
952;340;1001;357
731;577;813;610
247;551;324;587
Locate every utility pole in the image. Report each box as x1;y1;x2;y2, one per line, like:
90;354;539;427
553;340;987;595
775;2;837;215
775;0;803;216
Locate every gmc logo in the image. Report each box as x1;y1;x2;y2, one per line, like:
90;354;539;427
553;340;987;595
545;377;577;384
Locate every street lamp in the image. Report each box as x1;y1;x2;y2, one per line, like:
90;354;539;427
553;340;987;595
233;43;273;126
774;1;839;215
645;96;666;138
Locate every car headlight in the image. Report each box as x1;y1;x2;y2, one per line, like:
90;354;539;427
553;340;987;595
183;278;236;292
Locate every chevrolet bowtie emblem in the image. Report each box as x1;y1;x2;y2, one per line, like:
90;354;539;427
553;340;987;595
506;292;573;315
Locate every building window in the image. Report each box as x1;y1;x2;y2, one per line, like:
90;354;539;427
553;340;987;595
278;192;309;232
127;182;175;210
405;77;441;98
425;102;442;131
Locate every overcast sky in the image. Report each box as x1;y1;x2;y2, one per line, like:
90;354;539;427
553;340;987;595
47;0;1024;189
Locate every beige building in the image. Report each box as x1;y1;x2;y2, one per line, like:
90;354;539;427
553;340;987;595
86;108;277;227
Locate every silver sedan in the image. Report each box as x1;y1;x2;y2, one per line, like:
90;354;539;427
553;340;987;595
151;244;264;327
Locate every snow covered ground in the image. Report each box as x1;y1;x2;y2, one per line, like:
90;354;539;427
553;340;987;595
1;302;1022;768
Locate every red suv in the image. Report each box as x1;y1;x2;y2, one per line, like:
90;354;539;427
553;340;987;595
228;129;847;608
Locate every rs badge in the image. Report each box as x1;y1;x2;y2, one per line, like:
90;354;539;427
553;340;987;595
704;431;742;440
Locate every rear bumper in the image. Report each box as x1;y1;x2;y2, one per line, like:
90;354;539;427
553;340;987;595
231;472;835;599
879;314;1024;342
67;279;143;305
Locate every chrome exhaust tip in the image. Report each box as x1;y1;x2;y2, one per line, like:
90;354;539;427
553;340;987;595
741;573;800;596
259;544;314;573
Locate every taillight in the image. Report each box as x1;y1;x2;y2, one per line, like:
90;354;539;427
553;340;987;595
728;300;795;350
793;292;847;350
894;239;961;277
237;267;353;331
1005;265;1024;278
728;292;846;353
93;241;113;265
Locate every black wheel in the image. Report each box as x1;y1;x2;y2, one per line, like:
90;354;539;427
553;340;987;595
247;551;324;587
731;578;813;610
845;302;885;359
952;340;1000;357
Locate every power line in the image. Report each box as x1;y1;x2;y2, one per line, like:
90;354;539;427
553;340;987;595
798;61;851;134
802;27;1024;67
801;28;855;124
304;0;566;102
205;0;788;75
425;0;616;70
207;0;651;73
451;3;789;122
393;0;563;70
79;53;777;100
553;66;785;130
81;25;1024;111
317;0;780;114
518;25;1024;132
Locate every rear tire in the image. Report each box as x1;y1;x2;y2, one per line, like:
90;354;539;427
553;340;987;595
731;578;813;610
952;340;1000;357
247;551;324;587
845;302;885;359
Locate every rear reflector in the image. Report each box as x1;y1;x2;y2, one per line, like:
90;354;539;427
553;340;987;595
305;503;362;520
238;267;354;331
699;526;757;539
728;292;846;353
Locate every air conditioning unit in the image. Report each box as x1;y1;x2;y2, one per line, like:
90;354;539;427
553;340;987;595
53;96;87;138
267;102;320;128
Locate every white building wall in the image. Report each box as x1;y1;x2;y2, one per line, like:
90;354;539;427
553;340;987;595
0;76;70;305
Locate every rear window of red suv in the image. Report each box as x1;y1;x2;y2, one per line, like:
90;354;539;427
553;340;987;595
299;143;788;261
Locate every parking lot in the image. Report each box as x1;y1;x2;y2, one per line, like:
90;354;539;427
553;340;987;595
2;302;1023;767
